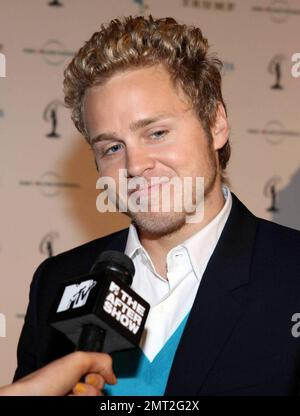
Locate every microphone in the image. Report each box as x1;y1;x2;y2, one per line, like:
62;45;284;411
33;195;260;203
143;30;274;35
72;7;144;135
49;251;150;353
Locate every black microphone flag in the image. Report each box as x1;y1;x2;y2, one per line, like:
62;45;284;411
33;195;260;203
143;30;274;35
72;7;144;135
49;251;150;353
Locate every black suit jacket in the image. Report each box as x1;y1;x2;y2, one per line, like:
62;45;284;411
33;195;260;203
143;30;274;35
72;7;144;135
14;194;300;395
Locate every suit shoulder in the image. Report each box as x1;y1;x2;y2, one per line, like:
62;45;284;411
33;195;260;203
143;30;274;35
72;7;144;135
35;227;129;285
56;227;129;260
257;217;300;247
254;218;300;280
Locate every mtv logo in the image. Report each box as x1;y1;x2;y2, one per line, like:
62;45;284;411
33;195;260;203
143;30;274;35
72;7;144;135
0;53;5;77
57;280;97;313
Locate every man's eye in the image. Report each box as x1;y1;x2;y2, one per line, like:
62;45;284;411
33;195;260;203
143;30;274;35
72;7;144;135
150;130;167;139
105;144;123;155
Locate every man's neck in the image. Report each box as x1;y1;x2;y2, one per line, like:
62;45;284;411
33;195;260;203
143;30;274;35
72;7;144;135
138;184;226;277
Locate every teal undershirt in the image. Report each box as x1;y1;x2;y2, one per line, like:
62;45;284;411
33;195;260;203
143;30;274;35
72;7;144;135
104;312;190;396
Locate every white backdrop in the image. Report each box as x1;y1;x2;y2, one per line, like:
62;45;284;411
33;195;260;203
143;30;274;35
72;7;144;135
0;0;299;386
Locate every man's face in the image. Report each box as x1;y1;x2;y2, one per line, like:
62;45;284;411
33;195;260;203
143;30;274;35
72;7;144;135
83;64;223;237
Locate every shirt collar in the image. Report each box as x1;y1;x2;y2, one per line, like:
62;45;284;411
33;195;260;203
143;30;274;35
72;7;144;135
125;185;232;280
125;223;160;277
125;221;144;259
181;185;232;280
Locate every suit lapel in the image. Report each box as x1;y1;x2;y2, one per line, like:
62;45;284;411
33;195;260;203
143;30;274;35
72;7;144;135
164;194;259;395
105;227;129;253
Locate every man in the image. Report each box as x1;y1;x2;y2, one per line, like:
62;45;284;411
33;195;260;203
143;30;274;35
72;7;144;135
14;16;300;395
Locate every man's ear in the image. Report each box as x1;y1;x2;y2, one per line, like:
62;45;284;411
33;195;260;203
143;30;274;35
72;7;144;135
211;103;229;150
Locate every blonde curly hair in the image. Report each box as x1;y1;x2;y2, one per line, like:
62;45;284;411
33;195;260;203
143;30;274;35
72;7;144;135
63;15;230;173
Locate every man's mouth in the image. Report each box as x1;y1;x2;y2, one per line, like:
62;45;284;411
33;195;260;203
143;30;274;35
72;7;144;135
127;178;170;198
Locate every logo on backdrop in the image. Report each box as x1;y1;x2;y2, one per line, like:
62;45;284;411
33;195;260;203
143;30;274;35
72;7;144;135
57;280;97;313
252;0;300;23
268;54;286;89
39;232;59;257
43;100;64;138
182;0;235;11
263;176;282;212
247;120;300;145
23;40;74;66
48;0;63;6
19;171;80;197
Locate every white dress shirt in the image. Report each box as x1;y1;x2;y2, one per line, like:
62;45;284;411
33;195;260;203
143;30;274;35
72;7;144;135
124;186;232;362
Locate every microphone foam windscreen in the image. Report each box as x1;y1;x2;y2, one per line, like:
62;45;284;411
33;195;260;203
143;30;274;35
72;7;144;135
91;250;135;280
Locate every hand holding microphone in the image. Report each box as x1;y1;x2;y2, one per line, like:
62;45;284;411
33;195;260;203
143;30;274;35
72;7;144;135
0;351;117;396
1;251;144;396
49;250;150;391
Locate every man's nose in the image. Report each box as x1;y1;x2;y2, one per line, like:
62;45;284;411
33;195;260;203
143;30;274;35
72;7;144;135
126;144;155;178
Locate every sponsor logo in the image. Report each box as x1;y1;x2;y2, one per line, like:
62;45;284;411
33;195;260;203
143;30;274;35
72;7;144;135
19;171;80;197
268;54;286;89
23;40;74;66
247;120;300;145
57;280;97;312
39;232;59;257
43;100;64;138
182;0;235;11
252;0;300;23
263;176;282;212
103;281;146;335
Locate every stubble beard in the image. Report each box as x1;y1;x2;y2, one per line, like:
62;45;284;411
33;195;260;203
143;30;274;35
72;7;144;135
127;153;218;238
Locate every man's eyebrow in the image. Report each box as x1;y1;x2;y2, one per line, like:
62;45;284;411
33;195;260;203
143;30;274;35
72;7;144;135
129;113;174;132
90;132;119;146
90;113;174;145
